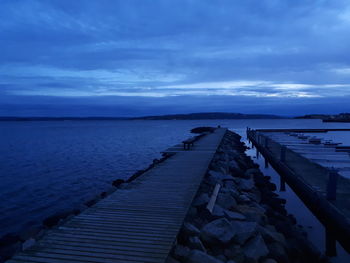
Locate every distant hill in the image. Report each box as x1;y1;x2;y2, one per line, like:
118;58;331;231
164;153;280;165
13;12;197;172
295;113;350;122
131;112;284;120
0;117;128;121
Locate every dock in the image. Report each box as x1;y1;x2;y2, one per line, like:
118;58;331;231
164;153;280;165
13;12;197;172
7;128;227;263
247;128;350;254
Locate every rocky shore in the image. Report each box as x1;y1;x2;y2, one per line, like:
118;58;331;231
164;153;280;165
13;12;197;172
167;130;326;263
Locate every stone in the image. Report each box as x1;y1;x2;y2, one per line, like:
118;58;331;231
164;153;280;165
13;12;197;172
239;178;255;191
244;168;261;178
183;222;200;236
224;245;245;263
259;226;286;245
229;160;240;170
212;205;225;218
216;192;237;210
22;238;36;250
186;250;224;263
188;236;206;252
267;242;289;263
193;193;209;207
237;194;250;203
224;210;246;221
262;259;278;263
200;218;236;244
19;225;42;241
232;221;258;244
0;241;21;261
243;234;269;261
237;205;266;223
173;245;190;261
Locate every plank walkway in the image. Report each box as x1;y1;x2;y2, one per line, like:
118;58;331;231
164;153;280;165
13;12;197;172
6;128;226;263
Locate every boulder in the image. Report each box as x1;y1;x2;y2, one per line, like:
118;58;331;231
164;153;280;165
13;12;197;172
182;222;200;236
22;238;36;250
212;205;225;218
232;221;258;244
259;226;286;244
224;210;246;221
244;168;261;178
186;250;224;263
188;236;206;252
224;244;245;263
239;178;255;191
267;242;289;263
216;192;237;210
165;256;180;263
173;245;190;261
243;234;269;261
200;218;236;244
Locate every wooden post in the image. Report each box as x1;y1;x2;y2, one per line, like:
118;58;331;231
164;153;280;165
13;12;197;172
280;146;286;162
325;229;337;256
280;176;286;191
327;169;338;201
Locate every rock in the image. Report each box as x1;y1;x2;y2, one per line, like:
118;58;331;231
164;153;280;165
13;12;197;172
224;210;246;221
224;245;245;263
259;226;286;245
243;234;269;261
0;241;21;261
22;238;36;250
200;218;236;244
244;168;261;178
43;211;73;227
212;205;225;218
236;205;266;223
186;250;224;263
229;160;240;170
193;193;209;207
216;254;227;262
236;194;250;204
19;225;42;241
232;221;258;244
173;245;190;261
239;178;255;191
208;170;233;184
183;222;200;236
188;236;206;252
216;192;237;210
262;259;278;263
112;179;125;187
267;242;289;263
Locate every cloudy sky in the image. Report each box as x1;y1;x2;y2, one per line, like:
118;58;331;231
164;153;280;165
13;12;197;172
1;0;350;116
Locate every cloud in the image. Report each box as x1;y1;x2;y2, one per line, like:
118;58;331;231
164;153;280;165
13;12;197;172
1;0;350;115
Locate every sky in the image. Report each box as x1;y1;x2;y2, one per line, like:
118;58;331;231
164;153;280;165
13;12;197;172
1;0;350;117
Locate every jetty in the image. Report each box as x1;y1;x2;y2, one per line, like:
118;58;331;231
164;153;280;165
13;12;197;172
247;128;350;255
6;129;226;263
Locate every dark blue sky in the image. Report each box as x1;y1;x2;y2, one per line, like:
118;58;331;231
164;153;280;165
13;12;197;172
1;0;350;116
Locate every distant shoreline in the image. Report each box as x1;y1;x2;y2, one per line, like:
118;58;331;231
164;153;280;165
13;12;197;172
0;112;287;121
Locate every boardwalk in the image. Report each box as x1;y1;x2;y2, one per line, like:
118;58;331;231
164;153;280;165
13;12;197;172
7;128;227;263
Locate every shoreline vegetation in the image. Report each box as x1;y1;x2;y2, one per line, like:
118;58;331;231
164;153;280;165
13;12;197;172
0;112;349;121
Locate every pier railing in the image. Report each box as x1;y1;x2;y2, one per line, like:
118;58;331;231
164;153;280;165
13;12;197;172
247;128;350;254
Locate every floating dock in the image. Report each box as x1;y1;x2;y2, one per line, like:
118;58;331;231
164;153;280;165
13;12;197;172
7;128;227;263
247;128;350;254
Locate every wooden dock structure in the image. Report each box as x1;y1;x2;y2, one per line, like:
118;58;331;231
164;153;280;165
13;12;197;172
247;128;350;254
7;128;227;263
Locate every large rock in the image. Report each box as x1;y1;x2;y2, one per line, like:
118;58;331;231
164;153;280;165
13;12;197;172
267;242;289;263
243;234;269;261
259;225;286;245
188;236;206;252
216;192;237;210
173;245;191;261
186;250;224;263
232;221;258;244
238;178;255;191
200;218;236;244
182;222;200;236
224;210;246;221
208;170;234;184
224;244;245;263
212;205;225;218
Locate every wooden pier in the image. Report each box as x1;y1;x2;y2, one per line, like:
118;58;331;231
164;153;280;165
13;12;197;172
7;128;227;263
247;128;350;254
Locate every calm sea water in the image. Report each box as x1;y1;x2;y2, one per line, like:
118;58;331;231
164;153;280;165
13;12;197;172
1;119;350;238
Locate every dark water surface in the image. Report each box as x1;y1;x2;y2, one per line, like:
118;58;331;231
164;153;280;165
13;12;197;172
1;119;349;241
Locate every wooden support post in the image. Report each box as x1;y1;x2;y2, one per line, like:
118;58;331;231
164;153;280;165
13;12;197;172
327;169;338;201
280;176;286;191
206;184;221;213
280;146;286;162
325;229;337;257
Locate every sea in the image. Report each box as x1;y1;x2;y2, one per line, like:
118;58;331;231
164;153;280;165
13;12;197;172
1;119;350;259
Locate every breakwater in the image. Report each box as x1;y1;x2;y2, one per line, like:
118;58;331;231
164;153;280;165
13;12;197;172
168;130;324;263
